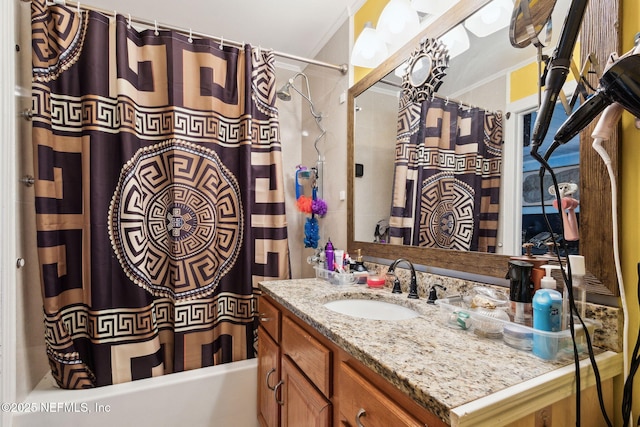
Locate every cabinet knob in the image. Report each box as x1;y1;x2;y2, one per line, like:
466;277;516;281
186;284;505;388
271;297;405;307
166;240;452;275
274;380;284;406
355;408;366;427
265;368;277;390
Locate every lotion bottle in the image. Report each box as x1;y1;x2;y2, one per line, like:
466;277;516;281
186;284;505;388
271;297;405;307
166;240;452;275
532;265;563;359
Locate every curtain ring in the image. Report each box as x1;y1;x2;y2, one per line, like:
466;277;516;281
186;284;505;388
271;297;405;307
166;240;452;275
127;14;131;29
154;20;159;36
77;1;80;14
188;28;193;43
445;97;449;106
219;36;224;49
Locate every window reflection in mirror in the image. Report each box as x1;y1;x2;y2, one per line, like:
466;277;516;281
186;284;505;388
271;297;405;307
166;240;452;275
521;101;581;257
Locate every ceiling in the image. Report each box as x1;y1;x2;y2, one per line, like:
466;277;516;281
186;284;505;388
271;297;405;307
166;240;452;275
86;0;367;68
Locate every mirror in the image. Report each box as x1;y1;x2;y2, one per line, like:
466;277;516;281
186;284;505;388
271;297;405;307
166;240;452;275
347;0;620;296
408;56;432;87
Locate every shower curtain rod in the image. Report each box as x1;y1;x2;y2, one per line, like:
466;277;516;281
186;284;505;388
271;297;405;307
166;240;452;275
379;78;500;115
23;0;348;74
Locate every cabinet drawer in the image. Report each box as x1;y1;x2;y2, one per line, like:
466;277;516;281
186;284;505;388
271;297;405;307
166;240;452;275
338;361;425;427
281;315;331;397
259;296;281;343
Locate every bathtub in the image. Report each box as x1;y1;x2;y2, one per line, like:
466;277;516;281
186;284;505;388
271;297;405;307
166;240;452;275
11;359;259;427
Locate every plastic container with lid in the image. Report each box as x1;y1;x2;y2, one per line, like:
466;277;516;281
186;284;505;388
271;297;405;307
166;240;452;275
366;274;385;288
503;323;533;350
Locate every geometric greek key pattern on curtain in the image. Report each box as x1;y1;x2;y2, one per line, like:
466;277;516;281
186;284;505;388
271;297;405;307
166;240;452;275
31;0;290;388
389;97;503;252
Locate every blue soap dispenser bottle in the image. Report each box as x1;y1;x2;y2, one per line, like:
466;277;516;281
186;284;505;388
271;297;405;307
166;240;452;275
532;265;563;359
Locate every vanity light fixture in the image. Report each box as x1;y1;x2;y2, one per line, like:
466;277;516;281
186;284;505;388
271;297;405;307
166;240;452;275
410;0;460;16
376;0;420;52
394;60;409;78
351;22;389;68
439;24;470;59
464;0;514;38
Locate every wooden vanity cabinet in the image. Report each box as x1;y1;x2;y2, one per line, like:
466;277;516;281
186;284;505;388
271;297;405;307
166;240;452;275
257;294;444;427
258;295;332;427
258;287;622;427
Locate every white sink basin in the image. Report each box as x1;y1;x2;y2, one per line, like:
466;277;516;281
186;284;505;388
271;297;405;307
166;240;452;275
323;299;420;320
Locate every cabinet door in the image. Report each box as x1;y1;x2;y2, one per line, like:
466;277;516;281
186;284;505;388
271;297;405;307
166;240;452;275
281;355;331;427
258;327;280;427
338;361;430;427
282;315;331;396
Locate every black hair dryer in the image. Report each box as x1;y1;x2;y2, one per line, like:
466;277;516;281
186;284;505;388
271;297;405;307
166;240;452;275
506;260;534;325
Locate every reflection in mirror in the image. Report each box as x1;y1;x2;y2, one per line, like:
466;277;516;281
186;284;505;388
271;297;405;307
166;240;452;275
353;0;576;249
348;0;620;295
400;37;449;103
408;56;432;87
409;55;431;87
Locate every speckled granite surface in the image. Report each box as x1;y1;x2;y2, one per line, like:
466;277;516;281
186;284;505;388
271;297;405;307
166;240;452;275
259;277;617;425
364;261;622;352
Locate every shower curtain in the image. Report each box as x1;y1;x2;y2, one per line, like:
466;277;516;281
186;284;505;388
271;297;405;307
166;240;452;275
30;0;290;388
388;97;503;252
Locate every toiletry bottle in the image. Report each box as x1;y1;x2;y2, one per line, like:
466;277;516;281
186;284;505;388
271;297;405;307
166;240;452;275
352;249;367;284
333;249;344;272
324;239;334;272
568;255;587;318
532;265;563;359
352;249;367;272
506;260;534;326
510;243;546;292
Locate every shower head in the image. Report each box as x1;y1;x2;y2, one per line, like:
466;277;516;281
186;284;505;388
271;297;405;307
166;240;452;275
277;83;292;101
275;72;325;162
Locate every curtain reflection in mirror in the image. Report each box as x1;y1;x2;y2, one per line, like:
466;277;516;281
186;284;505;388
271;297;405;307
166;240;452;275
388;97;503;252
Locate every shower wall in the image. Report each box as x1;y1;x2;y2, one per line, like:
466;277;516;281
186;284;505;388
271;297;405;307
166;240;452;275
298;21;350;278
14;0;49;404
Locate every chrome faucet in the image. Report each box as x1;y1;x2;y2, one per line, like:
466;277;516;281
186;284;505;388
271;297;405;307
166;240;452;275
387;258;419;299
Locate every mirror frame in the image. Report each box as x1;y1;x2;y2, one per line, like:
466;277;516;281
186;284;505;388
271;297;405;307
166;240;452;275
347;0;620;296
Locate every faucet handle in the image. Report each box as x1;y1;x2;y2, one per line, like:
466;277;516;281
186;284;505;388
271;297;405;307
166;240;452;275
427;283;446;304
386;273;402;294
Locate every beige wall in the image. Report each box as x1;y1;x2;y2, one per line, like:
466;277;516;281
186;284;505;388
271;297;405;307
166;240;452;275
353;88;398;243
298;21;350;278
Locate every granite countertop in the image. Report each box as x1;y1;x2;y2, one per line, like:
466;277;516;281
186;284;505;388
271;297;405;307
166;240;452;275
259;277;621;426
